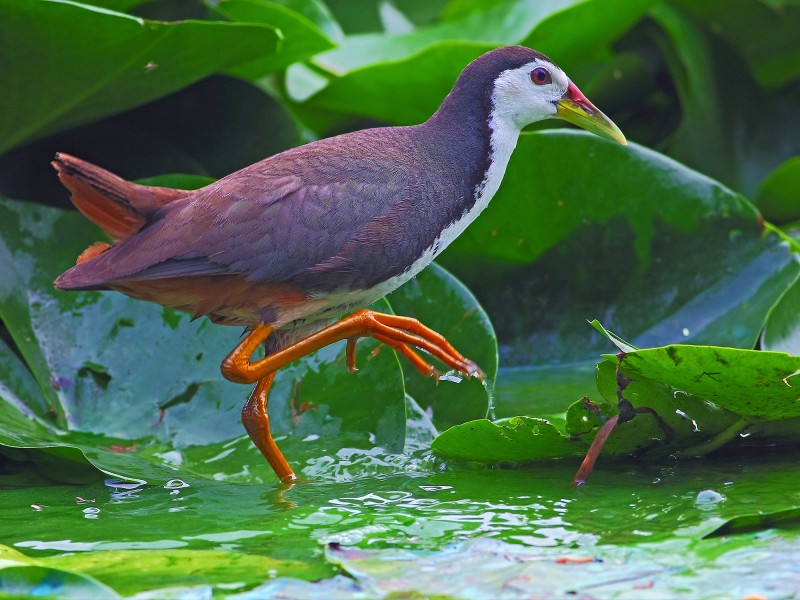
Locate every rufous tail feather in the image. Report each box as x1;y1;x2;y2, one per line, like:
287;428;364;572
52;152;192;242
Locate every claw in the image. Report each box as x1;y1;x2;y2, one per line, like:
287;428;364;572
346;337;359;373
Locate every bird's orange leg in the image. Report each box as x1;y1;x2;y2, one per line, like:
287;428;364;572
221;309;481;385
221;309;481;481
241;373;295;482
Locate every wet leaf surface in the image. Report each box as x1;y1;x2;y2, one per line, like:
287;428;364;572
617;345;800;421
0;196;497;487
440;131;799;367
0;196;407;482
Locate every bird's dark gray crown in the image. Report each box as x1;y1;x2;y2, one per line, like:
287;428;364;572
429;46;553;130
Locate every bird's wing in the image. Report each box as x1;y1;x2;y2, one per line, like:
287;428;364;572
57;130;430;292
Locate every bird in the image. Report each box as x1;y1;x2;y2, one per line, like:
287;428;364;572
53;45;626;482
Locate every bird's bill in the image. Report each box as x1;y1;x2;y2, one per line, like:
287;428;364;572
556;82;627;145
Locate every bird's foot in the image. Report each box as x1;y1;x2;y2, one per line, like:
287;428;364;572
343;311;482;381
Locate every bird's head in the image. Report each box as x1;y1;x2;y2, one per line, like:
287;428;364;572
441;46;626;146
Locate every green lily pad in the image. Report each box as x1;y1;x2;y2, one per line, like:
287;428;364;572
582;357;745;457
386;262;496;430
431;416;581;463
0;545;118;599
0;565;119;599
432;327;800;467
0;196;406;483
0;542;328;598
440;131;799;366
617;345;800;421
48;548;323;597
0;0;281;154
0;193;499;483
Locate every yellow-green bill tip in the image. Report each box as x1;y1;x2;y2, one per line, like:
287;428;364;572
556;83;627;146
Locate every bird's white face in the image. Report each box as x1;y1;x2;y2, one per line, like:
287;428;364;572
490;57;626;145
490;58;569;129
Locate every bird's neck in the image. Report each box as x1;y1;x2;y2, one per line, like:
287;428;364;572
425;83;521;215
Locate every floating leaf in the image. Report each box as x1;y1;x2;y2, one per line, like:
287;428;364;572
431;416;581;463
616;345;800;421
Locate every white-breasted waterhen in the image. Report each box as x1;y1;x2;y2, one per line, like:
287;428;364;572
54;46;626;482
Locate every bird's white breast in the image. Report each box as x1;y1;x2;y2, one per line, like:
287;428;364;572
365;111;520;300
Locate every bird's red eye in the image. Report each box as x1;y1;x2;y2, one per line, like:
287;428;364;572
530;67;551;85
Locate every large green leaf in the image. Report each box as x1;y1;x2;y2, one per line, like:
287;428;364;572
292;0;651;124
0;542;328;597
433;340;800;467
438;130;798;367
431;416;582;463
672;0;800;89
386;262;496;430
210;0;338;78
0;0;280;154
617;345;800;421
650;2;800;196
762;272;800;355
756;156;800;225
0;193;499;483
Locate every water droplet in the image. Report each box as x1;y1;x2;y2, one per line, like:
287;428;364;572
695;489;725;509
164;479;190;490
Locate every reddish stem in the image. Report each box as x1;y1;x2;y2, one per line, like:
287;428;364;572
572;415;620;486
